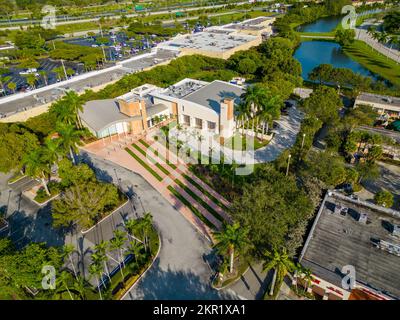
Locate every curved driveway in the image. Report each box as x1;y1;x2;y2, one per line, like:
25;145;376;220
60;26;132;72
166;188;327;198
82;152;239;300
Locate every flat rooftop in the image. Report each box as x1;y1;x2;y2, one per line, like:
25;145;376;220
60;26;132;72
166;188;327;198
161;79;208;99
184;80;244;113
160;31;258;53
357;92;400;109
300;192;400;299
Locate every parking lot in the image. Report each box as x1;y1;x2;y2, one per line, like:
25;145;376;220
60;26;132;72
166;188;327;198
0;48;178;118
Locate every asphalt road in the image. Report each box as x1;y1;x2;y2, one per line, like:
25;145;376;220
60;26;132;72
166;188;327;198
79;152;240;300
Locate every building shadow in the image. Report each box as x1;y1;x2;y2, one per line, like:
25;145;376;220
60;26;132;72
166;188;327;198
124;262;239;300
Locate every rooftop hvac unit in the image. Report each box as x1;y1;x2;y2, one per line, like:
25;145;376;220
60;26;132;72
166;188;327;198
358;213;368;224
392;225;400;237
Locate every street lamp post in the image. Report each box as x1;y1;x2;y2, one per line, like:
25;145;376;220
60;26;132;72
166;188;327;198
301;133;306;150
286;154;291;176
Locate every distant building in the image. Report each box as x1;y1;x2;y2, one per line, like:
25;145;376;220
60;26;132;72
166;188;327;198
157;16;276;59
79;78;244;140
354;93;400;118
298;191;400;300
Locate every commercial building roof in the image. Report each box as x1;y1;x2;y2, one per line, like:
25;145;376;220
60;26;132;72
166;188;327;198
300;191;400;299
159;31;258;53
79;99;139;132
184;80;244;113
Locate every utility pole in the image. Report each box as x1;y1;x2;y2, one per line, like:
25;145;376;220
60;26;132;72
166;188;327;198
286;154;291;176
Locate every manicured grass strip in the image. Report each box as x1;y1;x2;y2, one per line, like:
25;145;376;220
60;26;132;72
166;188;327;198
125;148;163;182
138;139;178;170
174;179;224;222
343;40;400;88
131;143;171;176
167;185;215;229
182;173;230;212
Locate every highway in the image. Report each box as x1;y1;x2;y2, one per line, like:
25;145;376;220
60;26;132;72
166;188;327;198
0;1;263;30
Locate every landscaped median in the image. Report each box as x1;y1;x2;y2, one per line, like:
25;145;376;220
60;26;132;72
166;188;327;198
212;258;250;290
112;228;160;300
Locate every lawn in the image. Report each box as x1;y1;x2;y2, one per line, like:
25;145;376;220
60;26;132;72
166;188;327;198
343;40;400;87
223;132;270;151
125;147;163;182
167;185;215;229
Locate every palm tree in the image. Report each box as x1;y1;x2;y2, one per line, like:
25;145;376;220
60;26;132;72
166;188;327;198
56;123;84;164
213;222;249;274
23;148;51;196
39;70;49;86
295;263;313;292
93;241;112;282
262;248;295;297
89;262;103;300
63;91;84;128
72;275;87;300
7;81;16;93
63;244;78;280
43;137;62;167
139;212;153;252
0;68;10;95
50;101;76;125
235;102;249;133
125;240;145;264
124;218;143;242
56;270;74;300
24;74;37;89
110;229;127;279
91;250;111;284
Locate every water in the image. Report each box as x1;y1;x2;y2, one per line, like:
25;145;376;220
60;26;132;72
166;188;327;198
297;9;385;33
297;16;342;33
294;41;378;81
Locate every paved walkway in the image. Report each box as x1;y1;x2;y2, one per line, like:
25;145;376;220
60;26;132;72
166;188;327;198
356;24;400;64
167;106;303;165
81;132;232;242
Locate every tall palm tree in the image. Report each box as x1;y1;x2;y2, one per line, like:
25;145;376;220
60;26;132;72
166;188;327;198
93;241;112;282
56;123;84;164
23;148;51;196
140;213;153;252
56;270;74;300
125;240;145;264
63;91;84;128
63;244;78;280
262;248;295;297
295;263;313;292
124;218;143;242
235;102;248;133
110;229;127;279
51;101;76;125
43;137;62;167
213;222;249;274
89;262;103;300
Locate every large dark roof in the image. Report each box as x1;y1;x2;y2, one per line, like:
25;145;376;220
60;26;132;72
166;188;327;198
300;193;400;299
